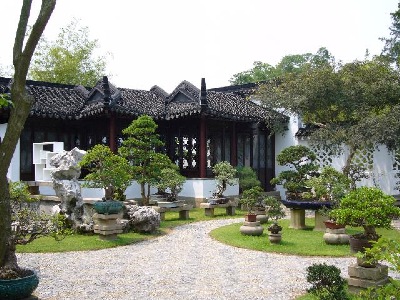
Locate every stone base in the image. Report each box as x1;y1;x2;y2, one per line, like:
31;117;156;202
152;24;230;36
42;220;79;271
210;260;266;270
240;221;264;236
289;209;307;229
314;211;328;231
348;263;390;293
93;213;123;239
256;214;268;224
323;228;349;245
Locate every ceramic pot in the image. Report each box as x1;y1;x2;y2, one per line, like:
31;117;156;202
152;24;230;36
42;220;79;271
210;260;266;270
245;214;257;222
93;200;123;214
0;269;39;300
324;220;345;230
349;235;374;254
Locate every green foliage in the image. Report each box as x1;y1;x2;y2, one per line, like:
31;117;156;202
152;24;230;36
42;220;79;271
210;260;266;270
304;166;351;204
330;187;400;239
236;166;261;191
264;196;285;223
306;263;349;300
258;56;400;182
362;237;400;273
357;279;400;300
79;144;132;199
10;181;71;246
229;48;334;85
29;19;108;86
212;161;237;197
119;115;174;205
240;186;264;214
381;4;400;68
0;93;12;109
156;167;186;201
271;145;318;195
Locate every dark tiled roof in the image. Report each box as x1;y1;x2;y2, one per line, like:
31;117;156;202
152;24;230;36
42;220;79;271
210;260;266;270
0;76;283;123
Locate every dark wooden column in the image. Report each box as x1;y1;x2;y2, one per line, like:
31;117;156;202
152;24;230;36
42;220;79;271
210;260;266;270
109;113;117;153
199;115;207;178
230;122;237;167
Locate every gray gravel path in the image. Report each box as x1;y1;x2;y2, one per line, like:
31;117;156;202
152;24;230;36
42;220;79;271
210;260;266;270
18;219;399;300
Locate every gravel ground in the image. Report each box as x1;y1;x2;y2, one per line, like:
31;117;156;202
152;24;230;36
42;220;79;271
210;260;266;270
18;218;400;300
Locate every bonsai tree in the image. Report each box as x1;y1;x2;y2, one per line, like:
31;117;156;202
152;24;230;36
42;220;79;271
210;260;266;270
155;167;186;202
265;195;286;234
330;187;400;241
0;181;69;279
270;145;318;200
304;166;351;204
236;166;261;193
119;115;174;205
240;186;264;215
212;161;237;198
79;144;133;200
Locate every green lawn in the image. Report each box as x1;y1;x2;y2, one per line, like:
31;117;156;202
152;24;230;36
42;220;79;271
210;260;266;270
17;207;246;253
210;218;400;257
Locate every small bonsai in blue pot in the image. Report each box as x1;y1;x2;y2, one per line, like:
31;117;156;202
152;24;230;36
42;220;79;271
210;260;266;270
79;144;133;214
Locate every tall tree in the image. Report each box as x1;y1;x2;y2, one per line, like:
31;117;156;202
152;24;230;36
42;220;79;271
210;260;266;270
229;47;334;85
257;57;400;184
29;18;107;86
381;3;400;68
118;115;175;206
0;0;56;269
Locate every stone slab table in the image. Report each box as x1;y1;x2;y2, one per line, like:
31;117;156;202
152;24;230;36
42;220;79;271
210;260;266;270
200;202;237;217
153;204;193;221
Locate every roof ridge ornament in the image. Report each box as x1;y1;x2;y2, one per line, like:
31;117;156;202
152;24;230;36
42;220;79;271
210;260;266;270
200;78;208;111
102;76;112;107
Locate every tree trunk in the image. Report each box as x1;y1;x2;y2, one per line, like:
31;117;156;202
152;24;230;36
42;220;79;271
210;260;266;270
0;0;56;268
342;145;357;189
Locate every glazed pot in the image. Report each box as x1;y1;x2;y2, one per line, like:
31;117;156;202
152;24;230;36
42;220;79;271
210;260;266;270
245;214;257;222
0;269;39;300
324;220;345;230
93;200;123;214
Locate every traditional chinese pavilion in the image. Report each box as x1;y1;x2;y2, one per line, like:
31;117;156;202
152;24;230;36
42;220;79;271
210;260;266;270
0;76;285;190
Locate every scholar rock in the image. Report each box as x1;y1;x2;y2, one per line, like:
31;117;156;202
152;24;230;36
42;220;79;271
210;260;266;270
50;147;92;231
127;205;160;233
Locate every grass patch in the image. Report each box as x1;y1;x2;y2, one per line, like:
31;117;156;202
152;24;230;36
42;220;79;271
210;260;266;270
17;207;246;253
210;218;400;257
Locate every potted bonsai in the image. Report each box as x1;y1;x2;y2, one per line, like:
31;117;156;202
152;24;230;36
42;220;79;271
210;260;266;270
240;186;264;222
330;187;400;258
266;195;286;243
154;167;186;208
79;144;133;214
304;166;351;229
0;181;70;299
209;161;237;204
271;145;319;204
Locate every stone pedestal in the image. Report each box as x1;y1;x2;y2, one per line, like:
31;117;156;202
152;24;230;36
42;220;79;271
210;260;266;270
323;228;349;245
255;210;268;224
314;211;328;231
240;221;264;236
347;263;390;294
93;213;123;240
289;209;307;229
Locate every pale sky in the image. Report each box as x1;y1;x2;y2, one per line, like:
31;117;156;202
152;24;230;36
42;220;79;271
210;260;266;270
1;0;398;92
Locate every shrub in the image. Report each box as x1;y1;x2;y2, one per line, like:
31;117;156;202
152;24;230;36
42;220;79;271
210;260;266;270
212;161;237;198
330;187;400;240
240;186;264;214
236;166;261;192
270;145;318;198
306;263;349;300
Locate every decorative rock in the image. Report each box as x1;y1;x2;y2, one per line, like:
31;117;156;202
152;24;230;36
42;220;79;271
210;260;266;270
323;228;349;245
49;147;92;231
127;205;161;233
239;221;264;236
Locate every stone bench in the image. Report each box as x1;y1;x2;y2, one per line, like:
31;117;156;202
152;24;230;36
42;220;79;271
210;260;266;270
153;204;193;221
199;202;237;217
